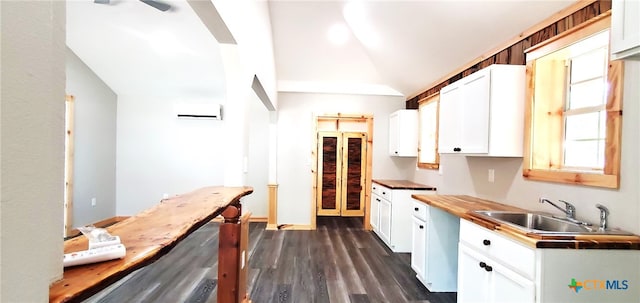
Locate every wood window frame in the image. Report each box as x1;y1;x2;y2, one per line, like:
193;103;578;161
523;12;623;189
417;93;440;169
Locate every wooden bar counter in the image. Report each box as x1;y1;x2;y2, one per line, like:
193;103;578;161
50;186;253;303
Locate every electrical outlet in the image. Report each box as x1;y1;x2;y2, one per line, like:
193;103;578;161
488;169;495;183
91;197;97;207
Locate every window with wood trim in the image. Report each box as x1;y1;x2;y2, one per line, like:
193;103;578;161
523;14;623;188
417;93;439;169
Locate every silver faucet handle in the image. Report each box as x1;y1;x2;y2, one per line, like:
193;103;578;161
558;200;576;218
595;203;609;214
595;204;609;230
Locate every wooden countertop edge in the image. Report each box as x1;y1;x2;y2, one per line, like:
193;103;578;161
372;179;437;190
49;186;253;303
411;194;640;250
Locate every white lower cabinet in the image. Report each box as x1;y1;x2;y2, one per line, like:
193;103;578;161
411;201;459;292
369;193;380;231
458;243;534;303
371;183;435;252
458;219;640;303
411;215;426;279
378;198;392;245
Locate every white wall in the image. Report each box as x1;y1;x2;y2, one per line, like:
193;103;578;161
0;0;65;300
116;95;226;215
276;92;414;225
191;1;277;201
66;48;118;227
242;92;270;217
411;61;640;234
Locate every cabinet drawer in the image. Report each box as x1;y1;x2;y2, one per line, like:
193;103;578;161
372;184;392;201
459;219;535;280
411;201;428;221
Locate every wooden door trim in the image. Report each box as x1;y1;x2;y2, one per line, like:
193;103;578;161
64;94;75;237
311;113;373;230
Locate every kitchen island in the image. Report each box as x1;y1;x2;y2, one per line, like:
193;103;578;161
49;186;253;303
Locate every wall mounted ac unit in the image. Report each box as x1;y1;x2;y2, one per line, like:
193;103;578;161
175;103;222;120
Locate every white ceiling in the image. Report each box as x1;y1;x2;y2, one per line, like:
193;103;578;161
269;0;576;97
66;0;224;98
67;0;577;100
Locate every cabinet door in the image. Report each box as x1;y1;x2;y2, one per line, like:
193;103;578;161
491;263;535;303
612;0;640;60
389;110;418;157
460;71;490;154
378;198;392;245
411;216;426;280
389;112;400;155
370;194;380;231
438;84;462;153
458;244;490;303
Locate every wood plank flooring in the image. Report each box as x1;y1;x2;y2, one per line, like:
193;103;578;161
83;217;456;303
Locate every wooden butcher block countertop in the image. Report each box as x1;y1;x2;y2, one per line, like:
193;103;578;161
373;179;436;190
49;186;253;303
412;194;640;250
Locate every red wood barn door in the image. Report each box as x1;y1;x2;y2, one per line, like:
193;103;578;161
317;131;366;217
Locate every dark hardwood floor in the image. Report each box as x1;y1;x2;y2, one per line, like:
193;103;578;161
84;217;457;303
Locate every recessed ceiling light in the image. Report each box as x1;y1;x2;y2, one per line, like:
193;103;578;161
327;23;350;46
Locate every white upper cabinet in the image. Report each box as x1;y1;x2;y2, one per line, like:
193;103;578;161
438;85;462;154
611;0;640;60
460;71;491;154
389;109;418;157
438;64;525;157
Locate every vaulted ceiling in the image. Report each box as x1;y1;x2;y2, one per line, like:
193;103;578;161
66;0;224;98
268;0;576;97
67;0;576;100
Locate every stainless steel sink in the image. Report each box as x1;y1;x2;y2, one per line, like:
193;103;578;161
473;211;633;235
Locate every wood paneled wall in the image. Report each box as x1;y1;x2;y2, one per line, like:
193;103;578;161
406;0;612;109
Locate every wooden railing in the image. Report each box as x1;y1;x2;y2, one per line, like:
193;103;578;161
49;186;253;303
218;200;251;302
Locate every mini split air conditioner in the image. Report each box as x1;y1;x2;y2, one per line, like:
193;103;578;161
175;103;222;120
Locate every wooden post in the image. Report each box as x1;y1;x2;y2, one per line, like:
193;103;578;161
266;184;278;230
218;202;251;303
64;95;75;237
